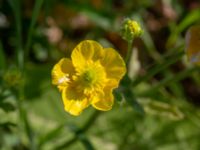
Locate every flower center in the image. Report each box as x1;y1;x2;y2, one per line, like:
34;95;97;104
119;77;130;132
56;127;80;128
82;70;96;85
73;61;107;95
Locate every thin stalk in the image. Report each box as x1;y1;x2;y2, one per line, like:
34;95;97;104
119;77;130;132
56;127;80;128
53;110;100;150
8;0;23;70
25;0;44;58
132;49;184;87
9;0;37;149
140;66;199;96
125;40;133;65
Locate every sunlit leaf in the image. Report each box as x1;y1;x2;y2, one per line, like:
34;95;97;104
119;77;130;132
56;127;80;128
140;99;184;120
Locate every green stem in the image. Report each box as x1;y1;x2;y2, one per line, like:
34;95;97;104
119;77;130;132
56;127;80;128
53;110;100;150
139;66;200;97
125;40;133;66
9;0;37;149
8;0;23;70
25;0;44;58
132;49;184;87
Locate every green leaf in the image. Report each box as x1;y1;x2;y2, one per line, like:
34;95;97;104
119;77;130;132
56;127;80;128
167;9;200;48
123;88;145;115
38;125;64;147
0;101;15;112
25;0;44;57
78;134;95;150
120;74;145;114
142;66;199;96
132;49;184;87
0;122;16;132
141;100;184;120
0;41;6;71
20;107;37;150
113;89;123;102
8;0;23;69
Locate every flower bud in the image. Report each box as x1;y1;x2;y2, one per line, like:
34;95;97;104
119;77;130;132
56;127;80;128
3;69;22;87
121;18;142;42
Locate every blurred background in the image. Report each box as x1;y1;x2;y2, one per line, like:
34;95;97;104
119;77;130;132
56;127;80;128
0;0;200;150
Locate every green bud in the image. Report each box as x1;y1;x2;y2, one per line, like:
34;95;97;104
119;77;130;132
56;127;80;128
3;69;22;87
121;18;143;42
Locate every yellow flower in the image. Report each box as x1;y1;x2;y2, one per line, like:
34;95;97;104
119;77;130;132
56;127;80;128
185;25;200;65
52;40;126;116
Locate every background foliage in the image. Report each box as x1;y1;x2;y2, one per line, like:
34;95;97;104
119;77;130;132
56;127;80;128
0;0;200;150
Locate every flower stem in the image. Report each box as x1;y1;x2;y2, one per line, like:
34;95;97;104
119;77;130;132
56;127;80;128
53;110;100;150
125;40;133;66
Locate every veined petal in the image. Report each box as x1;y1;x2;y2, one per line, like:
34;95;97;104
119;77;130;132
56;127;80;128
62;86;89;116
52;58;75;90
101;48;126;88
71;40;104;72
92;88;114;111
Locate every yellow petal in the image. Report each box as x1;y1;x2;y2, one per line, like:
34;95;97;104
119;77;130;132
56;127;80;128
62;86;89;116
92;88;114;111
52;58;75;90
185;25;200;65
71;40;104;72
101;48;126;88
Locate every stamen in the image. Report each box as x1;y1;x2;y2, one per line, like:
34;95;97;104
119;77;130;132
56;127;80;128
58;75;70;84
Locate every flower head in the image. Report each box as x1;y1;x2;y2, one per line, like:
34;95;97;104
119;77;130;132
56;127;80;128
121;18;143;42
52;40;126;116
185;25;200;65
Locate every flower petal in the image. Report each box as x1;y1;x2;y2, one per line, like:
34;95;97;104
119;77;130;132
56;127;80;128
185;25;200;65
52;58;75;90
92;88;114;111
71;40;104;72
101;48;126;88
62;86;89;116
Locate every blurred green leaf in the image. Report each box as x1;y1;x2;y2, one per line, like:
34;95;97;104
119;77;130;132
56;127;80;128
0;122;16;132
25;0;44;57
78;134;95;150
123;88;145;115
38;125;64;148
0;101;15;112
113;89;123;102
8;0;23;69
82;10;112;30
132;48;184;87
167;9;200;48
141;100;184;120
20;107;37;150
142;66;200;96
138;16;162;62
121;74;145;114
0;42;6;71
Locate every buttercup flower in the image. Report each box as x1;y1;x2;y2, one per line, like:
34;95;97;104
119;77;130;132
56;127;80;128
185;25;200;65
52;40;126;116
